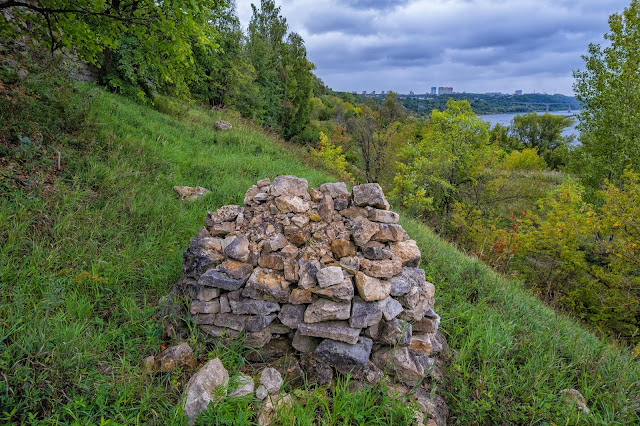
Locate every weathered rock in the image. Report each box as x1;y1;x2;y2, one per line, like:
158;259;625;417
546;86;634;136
229;298;280;315
390;240;421;267
209;222;236;237
355;272;391;301
351;216;379;247
191;300;222;315
246;269;290;303
362;243;393;260
298;321;361;344
213;313;249;331
183;238;225;278
198;269;244;291
214;120;232;131
389;267;426;297
246;328;272;348
318;195;335;222
278;304;306;329
264;234;288;252
244;186;261;205
310;278;354;302
275;196;310;213
409;333;432;355
270;175;309;198
316;266;344;288
228;374;254;398
222;235;250;262
353;183;390;209
289;288;315;304
379;296;403;321
259;367;283;395
258;253;285;270
206;205;243;225
334;198;349;211
257;393;294;426
560;388;591;414
339;256;360;275
174;186;211;201
350;296;383;328
319;182;349;198
371;346;424;386
378;319;412;346
183;358;229;423
218;259;253;281
411;389;449;426
256;385;268;400
341;206;368;219
399;293;434;322
303;299;351;323
315;337;373;374
360;258;403;279
144;342;198;373
267;320;292;335
292;330;320;353
247;314;278;332
298;259;321;289
200;325;240;339
372;224;406;242
412;311;440;334
331;239;356;258
300;353;333;385
368;208;399;224
196;286;220;302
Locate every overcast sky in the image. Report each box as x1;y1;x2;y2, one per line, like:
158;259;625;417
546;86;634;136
236;0;630;95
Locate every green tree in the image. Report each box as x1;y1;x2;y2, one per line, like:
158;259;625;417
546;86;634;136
509;112;574;169
573;0;640;192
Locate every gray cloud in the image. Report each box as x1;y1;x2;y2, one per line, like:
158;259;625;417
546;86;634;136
237;0;631;94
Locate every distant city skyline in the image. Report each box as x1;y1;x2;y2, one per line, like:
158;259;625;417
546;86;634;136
236;0;631;95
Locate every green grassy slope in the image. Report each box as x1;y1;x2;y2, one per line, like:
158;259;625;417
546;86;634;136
1;86;638;424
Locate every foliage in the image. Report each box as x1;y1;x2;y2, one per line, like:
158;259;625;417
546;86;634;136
392;99;494;229
509;112;574;169
502;148;547;171
573;0;640;194
310;128;353;183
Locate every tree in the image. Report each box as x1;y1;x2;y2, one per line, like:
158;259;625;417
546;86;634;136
509;112;574;169
0;1;225;92
573;0;640;193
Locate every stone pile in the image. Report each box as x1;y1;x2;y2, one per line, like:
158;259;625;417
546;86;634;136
178;175;442;386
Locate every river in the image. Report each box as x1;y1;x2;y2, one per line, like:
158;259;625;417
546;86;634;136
480;110;580;139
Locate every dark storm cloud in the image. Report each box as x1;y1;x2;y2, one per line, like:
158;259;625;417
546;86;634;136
237;0;632;93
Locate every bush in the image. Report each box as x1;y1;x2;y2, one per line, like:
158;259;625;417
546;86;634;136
502;148;546;171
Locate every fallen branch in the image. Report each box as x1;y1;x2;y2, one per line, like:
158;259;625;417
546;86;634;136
50;145;61;170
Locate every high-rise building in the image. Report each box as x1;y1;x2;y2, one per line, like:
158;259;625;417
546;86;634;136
515;90;523;95
431;87;437;95
362;91;367;95
409;90;415;95
438;87;453;95
371;90;376;95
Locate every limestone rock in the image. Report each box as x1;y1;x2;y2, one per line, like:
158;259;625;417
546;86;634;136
270;175;309;198
196;286;220;302
183;358;229;423
260;367;283;395
214;120;232;131
223;235;250;262
360;258;402;279
257;393;293;426
206;205;243;225
289;288;315;304
310;278;354;302
258;253;285;270
318;194;334;222
316;266;344;288
191;300;221;315
300;353;333;385
200;325;240;339
229;298;279;316
351;216;379;247
379;296;403;320
209;222;235;237
228;374;254;398
246;268;290;303
378;318;412;346
278;304;306;329
350;296;383;328
144;342;198;373
264;234;288;252
318;182;349;198
368;208;399;224
218;259;253;281
298;259;321;289
390;267;426;297
412;310;440;334
198;269;244;291
341;206;368;219
371;346;424;386
247;315;278;332
560;389;590;414
355;272;391;301
275;196;310;213
213;313;249;331
339;256;360;275
372;224;406;242
410;333;432;355
331;238;356;258
303;299;351;323
390;240;421;267
174;186;211;201
314;337;373;374
246;328;272;348
256;385;268;400
353;183;390;209
298;321;361;344
292;330;320;353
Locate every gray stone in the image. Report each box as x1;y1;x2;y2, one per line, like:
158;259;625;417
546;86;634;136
318;182;349;198
183;237;225;278
174;186;211;201
298;259;321;289
196;286;220;302
214;120;232;131
371;346;424;386
200;325;240;339
213;313;249;331
198;269;244;291
278;304;306;329
260;367;283;395
412;313;440;334
191;300;221;315
292;330;320;353
351;216;379;247
246;315;278;332
318;194;335;222
560;389;591;414
368;208;400;223
314;337;373;374
209;222;235;236
298;321;361;344
372;224;406;242
270;175;309;198
219;295;231;313
264;233;288;252
389;267;427;297
258;253;285;270
223;235;250;262
379;296;403;321
246;328;272;348
268;321;292;335
300;353;333;386
289;288;315;304
245;268;290;303
355;272;391;301
310;278;354;302
230;298;280;315
341;206;369;219
205;205;243;225
290;214;310;228
350;296;383;329
194;314;216;325
352;183;390;209
228;374;254;398
390;240;421;267
183;358;229;423
316;266;344;288
362;244;392;260
257;178;271;187
256;385;268;400
303;299;351;323
378;319;412;346
334;198;349;210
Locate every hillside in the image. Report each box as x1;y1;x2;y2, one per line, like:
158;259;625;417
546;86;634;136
1;82;639;424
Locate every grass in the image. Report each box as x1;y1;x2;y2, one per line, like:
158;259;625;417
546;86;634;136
1;71;639;425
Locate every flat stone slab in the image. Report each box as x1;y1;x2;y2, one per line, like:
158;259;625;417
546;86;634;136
198;269;244;291
314;337;373;372
297;321;361;344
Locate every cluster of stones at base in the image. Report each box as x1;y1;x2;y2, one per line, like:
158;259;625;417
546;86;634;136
177;175;446;424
